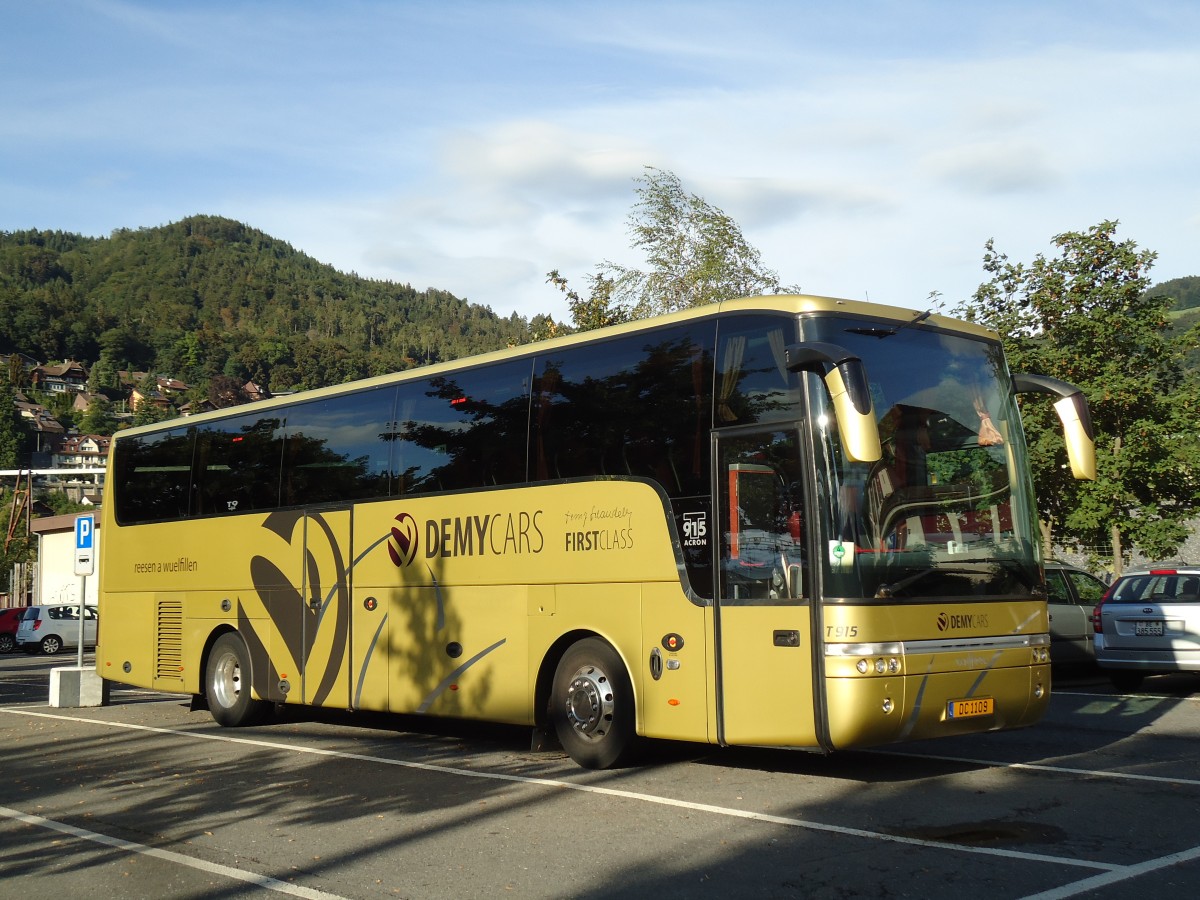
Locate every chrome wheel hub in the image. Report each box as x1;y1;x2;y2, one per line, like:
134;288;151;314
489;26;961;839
564;664;614;743
211;652;243;709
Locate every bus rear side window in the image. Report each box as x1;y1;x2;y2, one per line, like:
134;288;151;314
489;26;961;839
113;428;196;525
193;415;284;515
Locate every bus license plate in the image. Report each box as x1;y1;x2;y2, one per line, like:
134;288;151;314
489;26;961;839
947;697;994;719
1135;620;1164;637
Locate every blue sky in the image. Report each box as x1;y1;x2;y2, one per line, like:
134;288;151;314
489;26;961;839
3;1;1197;323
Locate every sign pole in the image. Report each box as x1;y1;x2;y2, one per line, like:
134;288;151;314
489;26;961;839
73;514;95;666
78;574;86;667
50;513;104;709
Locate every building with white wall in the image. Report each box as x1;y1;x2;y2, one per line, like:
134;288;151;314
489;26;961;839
29;513;99;606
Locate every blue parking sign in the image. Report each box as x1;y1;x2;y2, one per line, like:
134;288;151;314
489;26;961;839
74;513;95;576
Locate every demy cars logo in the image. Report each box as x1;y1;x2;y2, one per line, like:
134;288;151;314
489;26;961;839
937;611;990;631
387;512;420;567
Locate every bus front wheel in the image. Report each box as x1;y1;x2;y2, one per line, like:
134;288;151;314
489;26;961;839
551;638;637;769
205;633;270;727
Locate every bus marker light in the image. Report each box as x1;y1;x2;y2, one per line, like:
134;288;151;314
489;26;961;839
856;660;869;674
668;698;680;706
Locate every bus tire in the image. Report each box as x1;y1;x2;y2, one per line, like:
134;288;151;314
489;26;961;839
551;637;637;769
206;632;270;727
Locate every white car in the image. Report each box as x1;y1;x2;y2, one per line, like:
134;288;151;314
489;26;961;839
15;605;98;655
1092;564;1200;691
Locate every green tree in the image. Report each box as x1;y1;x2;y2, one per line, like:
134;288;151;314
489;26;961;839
79;394;119;436
958;220;1200;571
544;270;625;335
0;366;23;468
6;355;28;391
88;349;120;392
553;168;796;330
0;487;34;596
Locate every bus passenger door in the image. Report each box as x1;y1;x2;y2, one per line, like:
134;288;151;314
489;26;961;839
299;507;354;709
714;429;819;748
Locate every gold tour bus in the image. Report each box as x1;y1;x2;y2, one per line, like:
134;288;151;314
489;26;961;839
96;294;1095;768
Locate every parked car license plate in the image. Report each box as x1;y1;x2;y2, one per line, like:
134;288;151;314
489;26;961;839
1135;620;1165;637
947;697;994;719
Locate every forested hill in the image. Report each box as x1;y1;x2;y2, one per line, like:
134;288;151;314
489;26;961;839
0;215;540;392
1147;275;1200;312
1;216;1195;396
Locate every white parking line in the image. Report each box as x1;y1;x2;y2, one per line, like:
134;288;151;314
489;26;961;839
1053;688;1200;703
872;748;1200;788
0;804;349;900
0;707;1116;873
1019;842;1200;899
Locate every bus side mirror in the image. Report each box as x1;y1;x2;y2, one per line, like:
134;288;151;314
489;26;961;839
1012;373;1096;480
787;342;882;463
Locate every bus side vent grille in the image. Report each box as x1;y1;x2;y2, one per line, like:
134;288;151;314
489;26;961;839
156;599;184;682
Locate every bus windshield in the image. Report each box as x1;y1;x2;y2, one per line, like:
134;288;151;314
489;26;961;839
806;317;1041;601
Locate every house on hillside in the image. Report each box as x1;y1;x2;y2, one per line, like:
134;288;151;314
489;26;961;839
129;385;171;414
118;370;191;416
14;399;65;459
31;360;88;394
178;398;217;416
244;380;272;402
52;433;110;470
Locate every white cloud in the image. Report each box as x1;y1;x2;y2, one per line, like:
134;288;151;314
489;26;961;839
921;142;1062;195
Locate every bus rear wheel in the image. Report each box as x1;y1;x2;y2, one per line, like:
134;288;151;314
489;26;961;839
206;633;270;727
551;638;637;769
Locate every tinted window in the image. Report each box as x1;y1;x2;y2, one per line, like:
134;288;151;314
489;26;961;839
282;387;397;505
193;414;284;515
395;360;532;494
113;426;195;524
532;323;714;497
715;315;801;426
1112;574;1200;602
1045;570;1071;603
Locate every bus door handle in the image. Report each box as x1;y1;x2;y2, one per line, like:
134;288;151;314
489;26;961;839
773;630;800;648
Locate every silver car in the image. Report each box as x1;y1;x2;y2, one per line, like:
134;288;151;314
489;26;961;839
1092;564;1200;691
1044;561;1108;665
15;604;98;655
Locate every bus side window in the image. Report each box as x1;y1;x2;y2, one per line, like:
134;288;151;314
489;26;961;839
718;430;806;601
